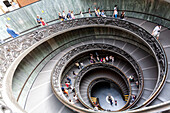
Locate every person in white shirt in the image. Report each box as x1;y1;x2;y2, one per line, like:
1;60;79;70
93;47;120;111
62;11;67;20
101;10;106;17
106;56;109;62
80;62;84;69
69;99;74;104
71;11;75;19
73;94;78;102
106;95;114;105
152;25;161;40
94;7;99;17
80;11;84;17
94;106;98;111
113;10;118;18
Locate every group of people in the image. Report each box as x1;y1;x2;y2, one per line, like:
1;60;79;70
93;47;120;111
61;52;116;107
5;5;162;41
58;10;78;21
75;62;84;69
61;75;79;104
112;5;125;19
129;75;139;88
89;52;115;64
61;60;87;104
36;15;48;26
94;7;106;17
88;5;125;20
60;51;142;109
88;7;108;18
61;61;86;103
128;75;137;103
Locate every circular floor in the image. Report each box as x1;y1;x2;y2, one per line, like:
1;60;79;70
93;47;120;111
91;82;126;111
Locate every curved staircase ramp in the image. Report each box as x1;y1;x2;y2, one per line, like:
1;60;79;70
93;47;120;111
92;39;158;108
19;39;157;112
4;17;168;113
59;44;137;110
79;64;130;108
52;40;156;111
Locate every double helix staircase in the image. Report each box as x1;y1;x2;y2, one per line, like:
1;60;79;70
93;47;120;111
8;16;169;113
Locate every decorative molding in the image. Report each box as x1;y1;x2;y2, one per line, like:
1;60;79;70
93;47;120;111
74;63;130;109
52;43;143;111
0;17;167;112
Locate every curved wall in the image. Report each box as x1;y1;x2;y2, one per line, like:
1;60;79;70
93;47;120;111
0;0;170;40
12;26;152;108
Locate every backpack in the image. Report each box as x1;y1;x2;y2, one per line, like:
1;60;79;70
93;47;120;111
67;14;69;18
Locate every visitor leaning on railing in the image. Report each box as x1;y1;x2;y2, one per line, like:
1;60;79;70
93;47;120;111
0;0;169;41
2;6;123;42
6;24;19;38
2;5;167;43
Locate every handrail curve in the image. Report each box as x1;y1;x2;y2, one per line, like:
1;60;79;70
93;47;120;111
51;43;143;112
75;63;131;110
0;17;167;113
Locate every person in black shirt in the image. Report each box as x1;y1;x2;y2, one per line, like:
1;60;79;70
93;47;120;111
120;11;125;19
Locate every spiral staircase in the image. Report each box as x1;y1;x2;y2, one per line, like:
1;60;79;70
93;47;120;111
0;1;170;113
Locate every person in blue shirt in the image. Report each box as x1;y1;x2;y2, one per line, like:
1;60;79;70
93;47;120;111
66;75;72;85
36;15;41;24
6;24;19;38
67;10;72;20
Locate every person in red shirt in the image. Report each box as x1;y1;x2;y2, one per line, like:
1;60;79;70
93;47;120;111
40;17;47;26
65;81;71;90
115;100;117;106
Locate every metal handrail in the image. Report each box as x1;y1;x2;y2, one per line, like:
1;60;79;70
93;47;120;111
75;63;131;110
51;43;144;112
84;63;132;111
16;33;145;108
0;16;167;113
48;18;165;111
1;9;170;43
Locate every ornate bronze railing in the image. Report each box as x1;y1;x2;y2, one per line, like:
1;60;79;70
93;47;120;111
1;9;170;42
87;77;129;111
1;17;166;76
17;34;146;110
51;43;143;112
49;18;167;111
75;63;131;109
0;17;167;112
75;63;131;111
